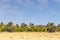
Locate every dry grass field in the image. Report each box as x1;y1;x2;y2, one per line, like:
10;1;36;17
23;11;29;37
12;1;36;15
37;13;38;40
0;32;60;40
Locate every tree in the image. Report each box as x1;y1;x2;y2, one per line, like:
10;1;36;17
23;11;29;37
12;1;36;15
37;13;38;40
0;22;5;28
21;23;27;28
5;22;14;32
47;22;56;32
20;23;28;32
57;24;60;28
0;22;59;32
29;23;34;28
16;24;19;27
13;24;20;32
56;24;60;32
0;22;5;32
27;28;33;32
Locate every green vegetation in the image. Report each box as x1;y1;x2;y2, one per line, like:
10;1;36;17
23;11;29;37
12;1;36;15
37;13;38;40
0;22;59;32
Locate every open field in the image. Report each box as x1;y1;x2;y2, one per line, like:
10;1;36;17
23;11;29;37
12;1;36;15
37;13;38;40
0;32;60;40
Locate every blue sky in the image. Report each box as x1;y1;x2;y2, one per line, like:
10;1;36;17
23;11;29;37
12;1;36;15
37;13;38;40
0;0;60;25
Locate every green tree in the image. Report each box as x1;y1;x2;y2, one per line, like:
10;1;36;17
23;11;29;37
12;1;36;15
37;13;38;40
56;24;60;32
0;22;5;32
5;22;14;32
21;23;27;28
47;22;56;32
29;23;34;28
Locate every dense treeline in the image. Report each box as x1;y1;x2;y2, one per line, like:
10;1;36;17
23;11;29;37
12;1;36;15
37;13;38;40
0;22;60;32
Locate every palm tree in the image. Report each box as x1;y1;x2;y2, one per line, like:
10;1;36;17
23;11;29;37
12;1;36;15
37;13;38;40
47;22;56;32
29;23;34;28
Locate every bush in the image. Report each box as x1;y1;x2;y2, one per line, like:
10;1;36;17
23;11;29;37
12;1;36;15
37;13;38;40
0;27;5;32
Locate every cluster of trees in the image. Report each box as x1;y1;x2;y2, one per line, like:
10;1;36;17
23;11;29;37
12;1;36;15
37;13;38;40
0;22;60;32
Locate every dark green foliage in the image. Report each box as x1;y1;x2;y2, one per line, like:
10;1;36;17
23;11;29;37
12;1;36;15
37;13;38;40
0;22;59;32
0;27;5;32
56;28;60;32
13;27;20;32
21;23;27;28
27;28;33;32
47;22;56;32
5;22;14;32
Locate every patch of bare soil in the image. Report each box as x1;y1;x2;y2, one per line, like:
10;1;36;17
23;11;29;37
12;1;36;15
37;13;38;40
0;32;60;40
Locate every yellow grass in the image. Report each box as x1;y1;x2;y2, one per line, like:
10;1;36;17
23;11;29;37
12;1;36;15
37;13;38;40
0;32;60;40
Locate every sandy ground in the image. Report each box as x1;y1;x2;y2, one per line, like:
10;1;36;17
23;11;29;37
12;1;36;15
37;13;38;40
0;32;60;40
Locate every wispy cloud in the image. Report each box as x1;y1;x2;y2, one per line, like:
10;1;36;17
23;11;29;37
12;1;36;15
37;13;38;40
16;0;22;3
0;3;10;13
0;0;11;2
0;0;49;15
16;0;48;9
37;0;48;9
54;0;60;3
0;0;49;10
16;0;33;7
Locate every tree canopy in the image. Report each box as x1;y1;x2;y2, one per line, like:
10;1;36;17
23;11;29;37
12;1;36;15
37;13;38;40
0;22;59;32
